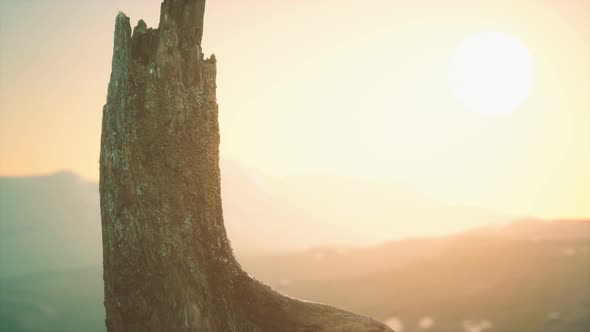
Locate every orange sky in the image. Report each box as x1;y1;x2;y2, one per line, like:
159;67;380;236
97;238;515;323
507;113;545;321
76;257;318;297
1;0;589;219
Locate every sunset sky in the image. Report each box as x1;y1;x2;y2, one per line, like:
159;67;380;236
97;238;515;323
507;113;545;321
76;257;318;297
1;0;589;220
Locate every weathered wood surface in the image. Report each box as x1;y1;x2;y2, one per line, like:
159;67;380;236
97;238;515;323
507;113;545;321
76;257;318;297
100;1;393;331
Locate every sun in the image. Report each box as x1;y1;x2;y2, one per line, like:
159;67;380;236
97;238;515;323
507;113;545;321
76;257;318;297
448;31;536;116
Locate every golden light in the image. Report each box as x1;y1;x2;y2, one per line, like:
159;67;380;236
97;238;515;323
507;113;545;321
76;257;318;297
448;31;536;116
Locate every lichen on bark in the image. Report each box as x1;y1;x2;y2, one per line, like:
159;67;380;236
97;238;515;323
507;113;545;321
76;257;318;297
100;1;393;331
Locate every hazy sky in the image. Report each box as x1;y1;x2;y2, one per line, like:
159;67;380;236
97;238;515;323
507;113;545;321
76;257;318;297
1;0;589;219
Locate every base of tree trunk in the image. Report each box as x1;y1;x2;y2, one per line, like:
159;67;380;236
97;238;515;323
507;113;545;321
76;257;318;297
234;273;392;331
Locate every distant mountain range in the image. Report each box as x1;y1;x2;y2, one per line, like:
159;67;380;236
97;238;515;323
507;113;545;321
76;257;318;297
1;219;588;332
1;163;588;331
0;171;102;278
245;219;590;332
1;161;509;277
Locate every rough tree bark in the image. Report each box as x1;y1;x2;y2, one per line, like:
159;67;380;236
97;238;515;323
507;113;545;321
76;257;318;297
99;1;393;331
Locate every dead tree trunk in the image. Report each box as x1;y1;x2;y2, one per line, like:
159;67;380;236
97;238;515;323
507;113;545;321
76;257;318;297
99;1;393;331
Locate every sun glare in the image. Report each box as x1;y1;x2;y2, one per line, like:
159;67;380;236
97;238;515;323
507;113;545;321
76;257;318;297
448;31;536;116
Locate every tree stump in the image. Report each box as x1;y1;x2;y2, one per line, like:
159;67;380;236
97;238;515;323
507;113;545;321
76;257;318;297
99;1;393;331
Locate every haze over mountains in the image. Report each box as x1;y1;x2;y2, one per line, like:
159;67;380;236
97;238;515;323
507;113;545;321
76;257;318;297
246;220;590;332
222;159;510;251
1;187;588;332
0;161;588;331
0;172;102;278
2;220;589;332
1;160;508;278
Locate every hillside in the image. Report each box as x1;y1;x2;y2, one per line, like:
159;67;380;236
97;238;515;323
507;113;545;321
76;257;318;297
1;220;588;332
244;220;590;332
